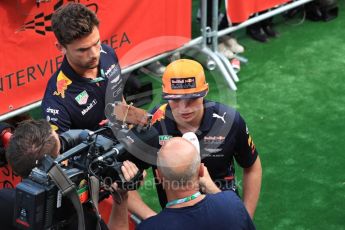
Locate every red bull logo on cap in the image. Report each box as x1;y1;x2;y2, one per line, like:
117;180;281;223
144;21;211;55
54;72;72;98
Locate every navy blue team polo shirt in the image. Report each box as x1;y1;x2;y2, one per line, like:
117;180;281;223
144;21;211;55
151;100;259;207
42;44;122;133
137;191;256;230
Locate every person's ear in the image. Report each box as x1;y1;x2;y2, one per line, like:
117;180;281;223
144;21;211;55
155;169;162;183
55;42;66;54
199;163;204;177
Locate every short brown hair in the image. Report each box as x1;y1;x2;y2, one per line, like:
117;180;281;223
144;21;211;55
6;119;59;177
51;2;99;46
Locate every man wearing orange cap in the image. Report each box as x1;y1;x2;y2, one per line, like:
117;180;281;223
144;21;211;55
145;59;262;219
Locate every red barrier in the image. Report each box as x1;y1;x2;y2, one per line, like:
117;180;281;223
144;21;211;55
226;0;290;23
0;0;191;116
0;129;21;189
98;197;137;230
0;165;21;189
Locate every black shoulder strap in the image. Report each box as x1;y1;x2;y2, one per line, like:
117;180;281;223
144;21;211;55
48;163;85;230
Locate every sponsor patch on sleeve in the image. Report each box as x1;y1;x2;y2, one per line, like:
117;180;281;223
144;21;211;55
54;72;72;98
248;135;256;154
151;104;168;125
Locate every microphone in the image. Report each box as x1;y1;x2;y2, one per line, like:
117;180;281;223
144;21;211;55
0;122;13;148
0;122;13;166
182;132;200;154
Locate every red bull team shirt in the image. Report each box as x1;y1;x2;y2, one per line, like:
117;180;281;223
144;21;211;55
42;44;122;133
151;100;259;207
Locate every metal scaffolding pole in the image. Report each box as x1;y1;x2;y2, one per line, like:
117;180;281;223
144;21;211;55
210;0;240;83
199;0;237;90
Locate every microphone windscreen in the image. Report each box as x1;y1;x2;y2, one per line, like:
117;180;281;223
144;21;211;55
182;132;200;154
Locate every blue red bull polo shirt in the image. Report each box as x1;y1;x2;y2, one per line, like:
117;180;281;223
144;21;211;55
42;44;122;133
151;100;259;207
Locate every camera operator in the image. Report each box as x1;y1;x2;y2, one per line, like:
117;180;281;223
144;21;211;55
0;122;15;230
4;119;138;230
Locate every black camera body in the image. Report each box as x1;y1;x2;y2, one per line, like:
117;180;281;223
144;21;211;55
13;127;146;230
14;167;85;229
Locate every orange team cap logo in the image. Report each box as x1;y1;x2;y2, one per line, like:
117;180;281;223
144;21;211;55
54;72;72;98
151;104;168;125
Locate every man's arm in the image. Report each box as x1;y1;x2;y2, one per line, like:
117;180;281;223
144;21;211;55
108;193;129;230
242;156;262;219
199;165;221;194
107;161;140;230
114;102;150;127
232;113;262;219
127;191;157;220
127;169;156;220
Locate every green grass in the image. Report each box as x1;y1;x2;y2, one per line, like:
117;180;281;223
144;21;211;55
139;2;345;229
233;3;345;230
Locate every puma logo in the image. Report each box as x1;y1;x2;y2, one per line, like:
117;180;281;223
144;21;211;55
212;112;226;124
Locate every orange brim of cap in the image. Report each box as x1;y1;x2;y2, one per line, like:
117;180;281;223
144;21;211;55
162;89;208;100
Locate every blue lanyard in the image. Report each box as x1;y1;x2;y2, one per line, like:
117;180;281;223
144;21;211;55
165;192;201;208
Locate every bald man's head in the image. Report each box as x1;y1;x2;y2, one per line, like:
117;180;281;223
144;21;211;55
157;137;201;188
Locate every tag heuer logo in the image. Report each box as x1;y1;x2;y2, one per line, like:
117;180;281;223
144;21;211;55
75;90;89;105
159;135;172;145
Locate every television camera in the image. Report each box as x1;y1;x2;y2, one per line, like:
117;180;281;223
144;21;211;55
11;126;157;230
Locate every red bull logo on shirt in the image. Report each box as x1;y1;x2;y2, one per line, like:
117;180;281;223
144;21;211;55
54;72;72;98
